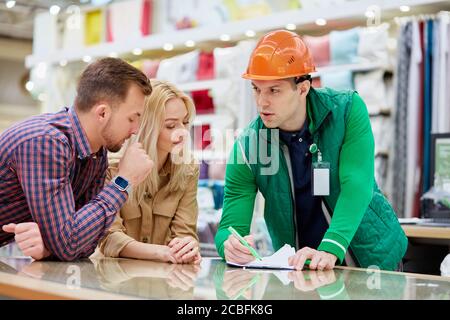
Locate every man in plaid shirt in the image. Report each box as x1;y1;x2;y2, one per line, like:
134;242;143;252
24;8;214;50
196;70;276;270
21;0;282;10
0;58;154;261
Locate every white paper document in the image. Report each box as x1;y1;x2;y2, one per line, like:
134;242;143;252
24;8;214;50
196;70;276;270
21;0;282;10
227;244;296;270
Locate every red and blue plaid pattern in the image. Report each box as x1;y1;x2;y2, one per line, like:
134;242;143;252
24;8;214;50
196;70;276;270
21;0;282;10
0;107;126;261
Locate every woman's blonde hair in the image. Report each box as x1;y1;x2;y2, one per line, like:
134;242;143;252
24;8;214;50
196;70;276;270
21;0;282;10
124;79;196;205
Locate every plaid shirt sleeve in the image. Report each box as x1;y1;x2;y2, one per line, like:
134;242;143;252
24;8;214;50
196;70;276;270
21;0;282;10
13;135;127;261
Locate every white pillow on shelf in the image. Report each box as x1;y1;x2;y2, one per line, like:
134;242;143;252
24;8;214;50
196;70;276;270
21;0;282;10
213;40;255;79
320;70;354;91
358;23;390;63
156;50;200;84
370;116;392;157
354;69;387;115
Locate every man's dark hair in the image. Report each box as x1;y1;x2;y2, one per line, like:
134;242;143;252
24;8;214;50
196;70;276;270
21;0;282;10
74;57;152;112
285;74;312;90
294;74;312;84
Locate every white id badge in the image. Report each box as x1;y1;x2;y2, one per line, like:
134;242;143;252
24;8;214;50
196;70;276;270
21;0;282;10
312;162;330;196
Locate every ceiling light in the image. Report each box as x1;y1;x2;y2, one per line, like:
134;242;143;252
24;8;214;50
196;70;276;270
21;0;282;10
315;18;327;26
220;34;230;41
25;81;34;92
163;43;174;51
49;5;60;15
400;6;410;12
285;23;296;31
185;40;195;47
245;30;256;37
132;48;143;55
6;1;16;9
82;55;92;63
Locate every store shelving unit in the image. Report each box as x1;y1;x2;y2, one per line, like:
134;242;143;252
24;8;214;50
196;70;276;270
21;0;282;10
25;0;450;68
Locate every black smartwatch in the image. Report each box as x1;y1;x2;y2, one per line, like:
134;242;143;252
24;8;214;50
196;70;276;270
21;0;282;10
112;175;132;196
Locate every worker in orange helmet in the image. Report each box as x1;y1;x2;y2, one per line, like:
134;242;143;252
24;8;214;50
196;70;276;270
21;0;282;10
215;30;407;271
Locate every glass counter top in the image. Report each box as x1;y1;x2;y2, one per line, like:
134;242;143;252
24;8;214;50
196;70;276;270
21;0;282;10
0;257;449;300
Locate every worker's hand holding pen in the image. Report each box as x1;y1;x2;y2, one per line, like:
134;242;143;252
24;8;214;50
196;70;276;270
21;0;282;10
224;227;261;264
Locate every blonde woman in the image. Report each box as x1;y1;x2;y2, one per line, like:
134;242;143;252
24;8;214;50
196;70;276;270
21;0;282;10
98;80;201;264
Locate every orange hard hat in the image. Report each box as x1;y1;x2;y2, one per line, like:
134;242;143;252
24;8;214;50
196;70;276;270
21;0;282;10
242;30;316;80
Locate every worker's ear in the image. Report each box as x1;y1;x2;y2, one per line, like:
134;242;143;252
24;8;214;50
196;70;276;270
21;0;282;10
297;80;311;97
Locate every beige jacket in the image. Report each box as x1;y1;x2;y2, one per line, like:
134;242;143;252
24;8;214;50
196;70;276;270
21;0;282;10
98;160;199;258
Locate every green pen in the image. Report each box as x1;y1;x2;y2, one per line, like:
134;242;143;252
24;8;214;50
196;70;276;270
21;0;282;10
305;259;311;267
228;226;262;261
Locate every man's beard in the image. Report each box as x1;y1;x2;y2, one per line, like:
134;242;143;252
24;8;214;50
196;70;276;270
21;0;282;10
101;120;123;153
106;142;122;153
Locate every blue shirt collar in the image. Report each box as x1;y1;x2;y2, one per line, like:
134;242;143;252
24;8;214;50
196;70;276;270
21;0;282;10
279;119;310;144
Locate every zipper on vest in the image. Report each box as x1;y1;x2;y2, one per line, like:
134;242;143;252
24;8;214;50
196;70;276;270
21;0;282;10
281;145;299;250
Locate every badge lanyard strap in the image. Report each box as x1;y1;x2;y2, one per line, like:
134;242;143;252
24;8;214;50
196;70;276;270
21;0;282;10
309;135;322;163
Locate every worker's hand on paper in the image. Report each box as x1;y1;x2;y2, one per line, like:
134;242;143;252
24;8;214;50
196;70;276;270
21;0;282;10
224;234;256;264
288;247;337;271
2;222;50;261
288;269;337;292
